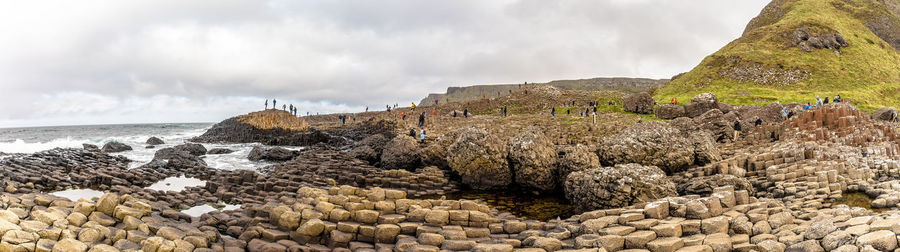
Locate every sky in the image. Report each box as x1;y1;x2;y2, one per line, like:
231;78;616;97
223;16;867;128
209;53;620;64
0;0;770;127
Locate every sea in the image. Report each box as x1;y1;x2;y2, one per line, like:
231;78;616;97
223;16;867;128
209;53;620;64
0;123;295;171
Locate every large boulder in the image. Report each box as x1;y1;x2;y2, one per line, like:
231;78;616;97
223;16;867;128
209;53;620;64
874;107;896;121
142;147;208;170
351;134;389;165
508;127;558;192
597;122;695;174
557;144;601;183
655;104;685;119
564;164;676;211
380;135;420;170
693;109;732;142
684;93;719;118
146;137;165;145
690;131;721;165
420;129;463;169
101;142;132;153
676;174;753;196
733;103;783;123
174;143;207;156
623;92;656;114
82;144;100;152
447;127;511;190
248;146;299;162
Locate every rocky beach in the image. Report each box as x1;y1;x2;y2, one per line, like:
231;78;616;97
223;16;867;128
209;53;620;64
0;87;899;252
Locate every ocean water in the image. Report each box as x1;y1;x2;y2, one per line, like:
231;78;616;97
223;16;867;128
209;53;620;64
0;123;295;170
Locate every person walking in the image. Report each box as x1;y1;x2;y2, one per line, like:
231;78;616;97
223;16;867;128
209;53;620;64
282;104;286;111
418;112;425;127
411;103;416;111
733;118;742;142
592;110;597;124
365;106;368;112
265;99;268;109
892;110;899;123
781;108;789;121
419;128;427;144
551;107;555;117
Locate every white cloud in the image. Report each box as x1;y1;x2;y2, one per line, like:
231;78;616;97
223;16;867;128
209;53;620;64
0;0;769;127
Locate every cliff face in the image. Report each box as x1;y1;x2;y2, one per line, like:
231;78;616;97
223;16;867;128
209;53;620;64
418;77;667;106
656;0;900;111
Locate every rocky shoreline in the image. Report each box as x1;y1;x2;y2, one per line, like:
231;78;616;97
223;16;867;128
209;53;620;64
2;91;900;251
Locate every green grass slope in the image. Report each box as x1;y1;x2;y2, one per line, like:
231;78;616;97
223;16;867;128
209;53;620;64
655;0;900;111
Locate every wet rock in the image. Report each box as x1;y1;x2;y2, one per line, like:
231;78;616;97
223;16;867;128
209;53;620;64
564;163;676;211
447;127;511;190
597;121;695;174
174;143;207;156
508;127;558;192
623;92;656;114
380;135;420;170
247;146;298;162
146;137;165;145
82;144;100;152
206;148;234;155
101;142;132;153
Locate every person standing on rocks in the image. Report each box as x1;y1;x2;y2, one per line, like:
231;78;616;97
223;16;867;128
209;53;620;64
824;96;830;104
419;128;427;144
273;99;277;109
755;117;763;127
401;112;406;120
551;107;555;117
592;110;597;124
411;103;416;111
781;108;789;121
265;99;268;109
409;128;416;138
282;104;286;111
816;96;822;107
892;110;898;123
418;112;425;127
733;118;742;142
805;103;811;110
464;108;468;118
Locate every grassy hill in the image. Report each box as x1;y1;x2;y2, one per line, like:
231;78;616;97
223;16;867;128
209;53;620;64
655;0;900;111
419;77;667;107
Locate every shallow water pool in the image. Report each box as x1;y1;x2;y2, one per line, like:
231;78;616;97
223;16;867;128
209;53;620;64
181;203;241;217
50;188;105;201
146;176;206;192
417;190;576;221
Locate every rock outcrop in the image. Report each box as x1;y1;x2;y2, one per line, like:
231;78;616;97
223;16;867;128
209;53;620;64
380;135;420;170
351;134;388;165
248;146;299;162
556;144;601;186
655;104;685;119
676;174;754;196
874;107;896;121
447;127;511;190
206;148;234;155
507;127;558;192
142;147;208;170
622;92;656;114
684;93;720;118
597;122;696;174
146;137;165;145
564;164;676;211
101;142;132;153
173;143;207;156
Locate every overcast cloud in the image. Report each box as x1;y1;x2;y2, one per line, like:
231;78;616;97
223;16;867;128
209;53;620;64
0;0;768;127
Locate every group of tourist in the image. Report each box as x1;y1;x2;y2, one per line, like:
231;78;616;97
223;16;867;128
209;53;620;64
265;99;301;117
